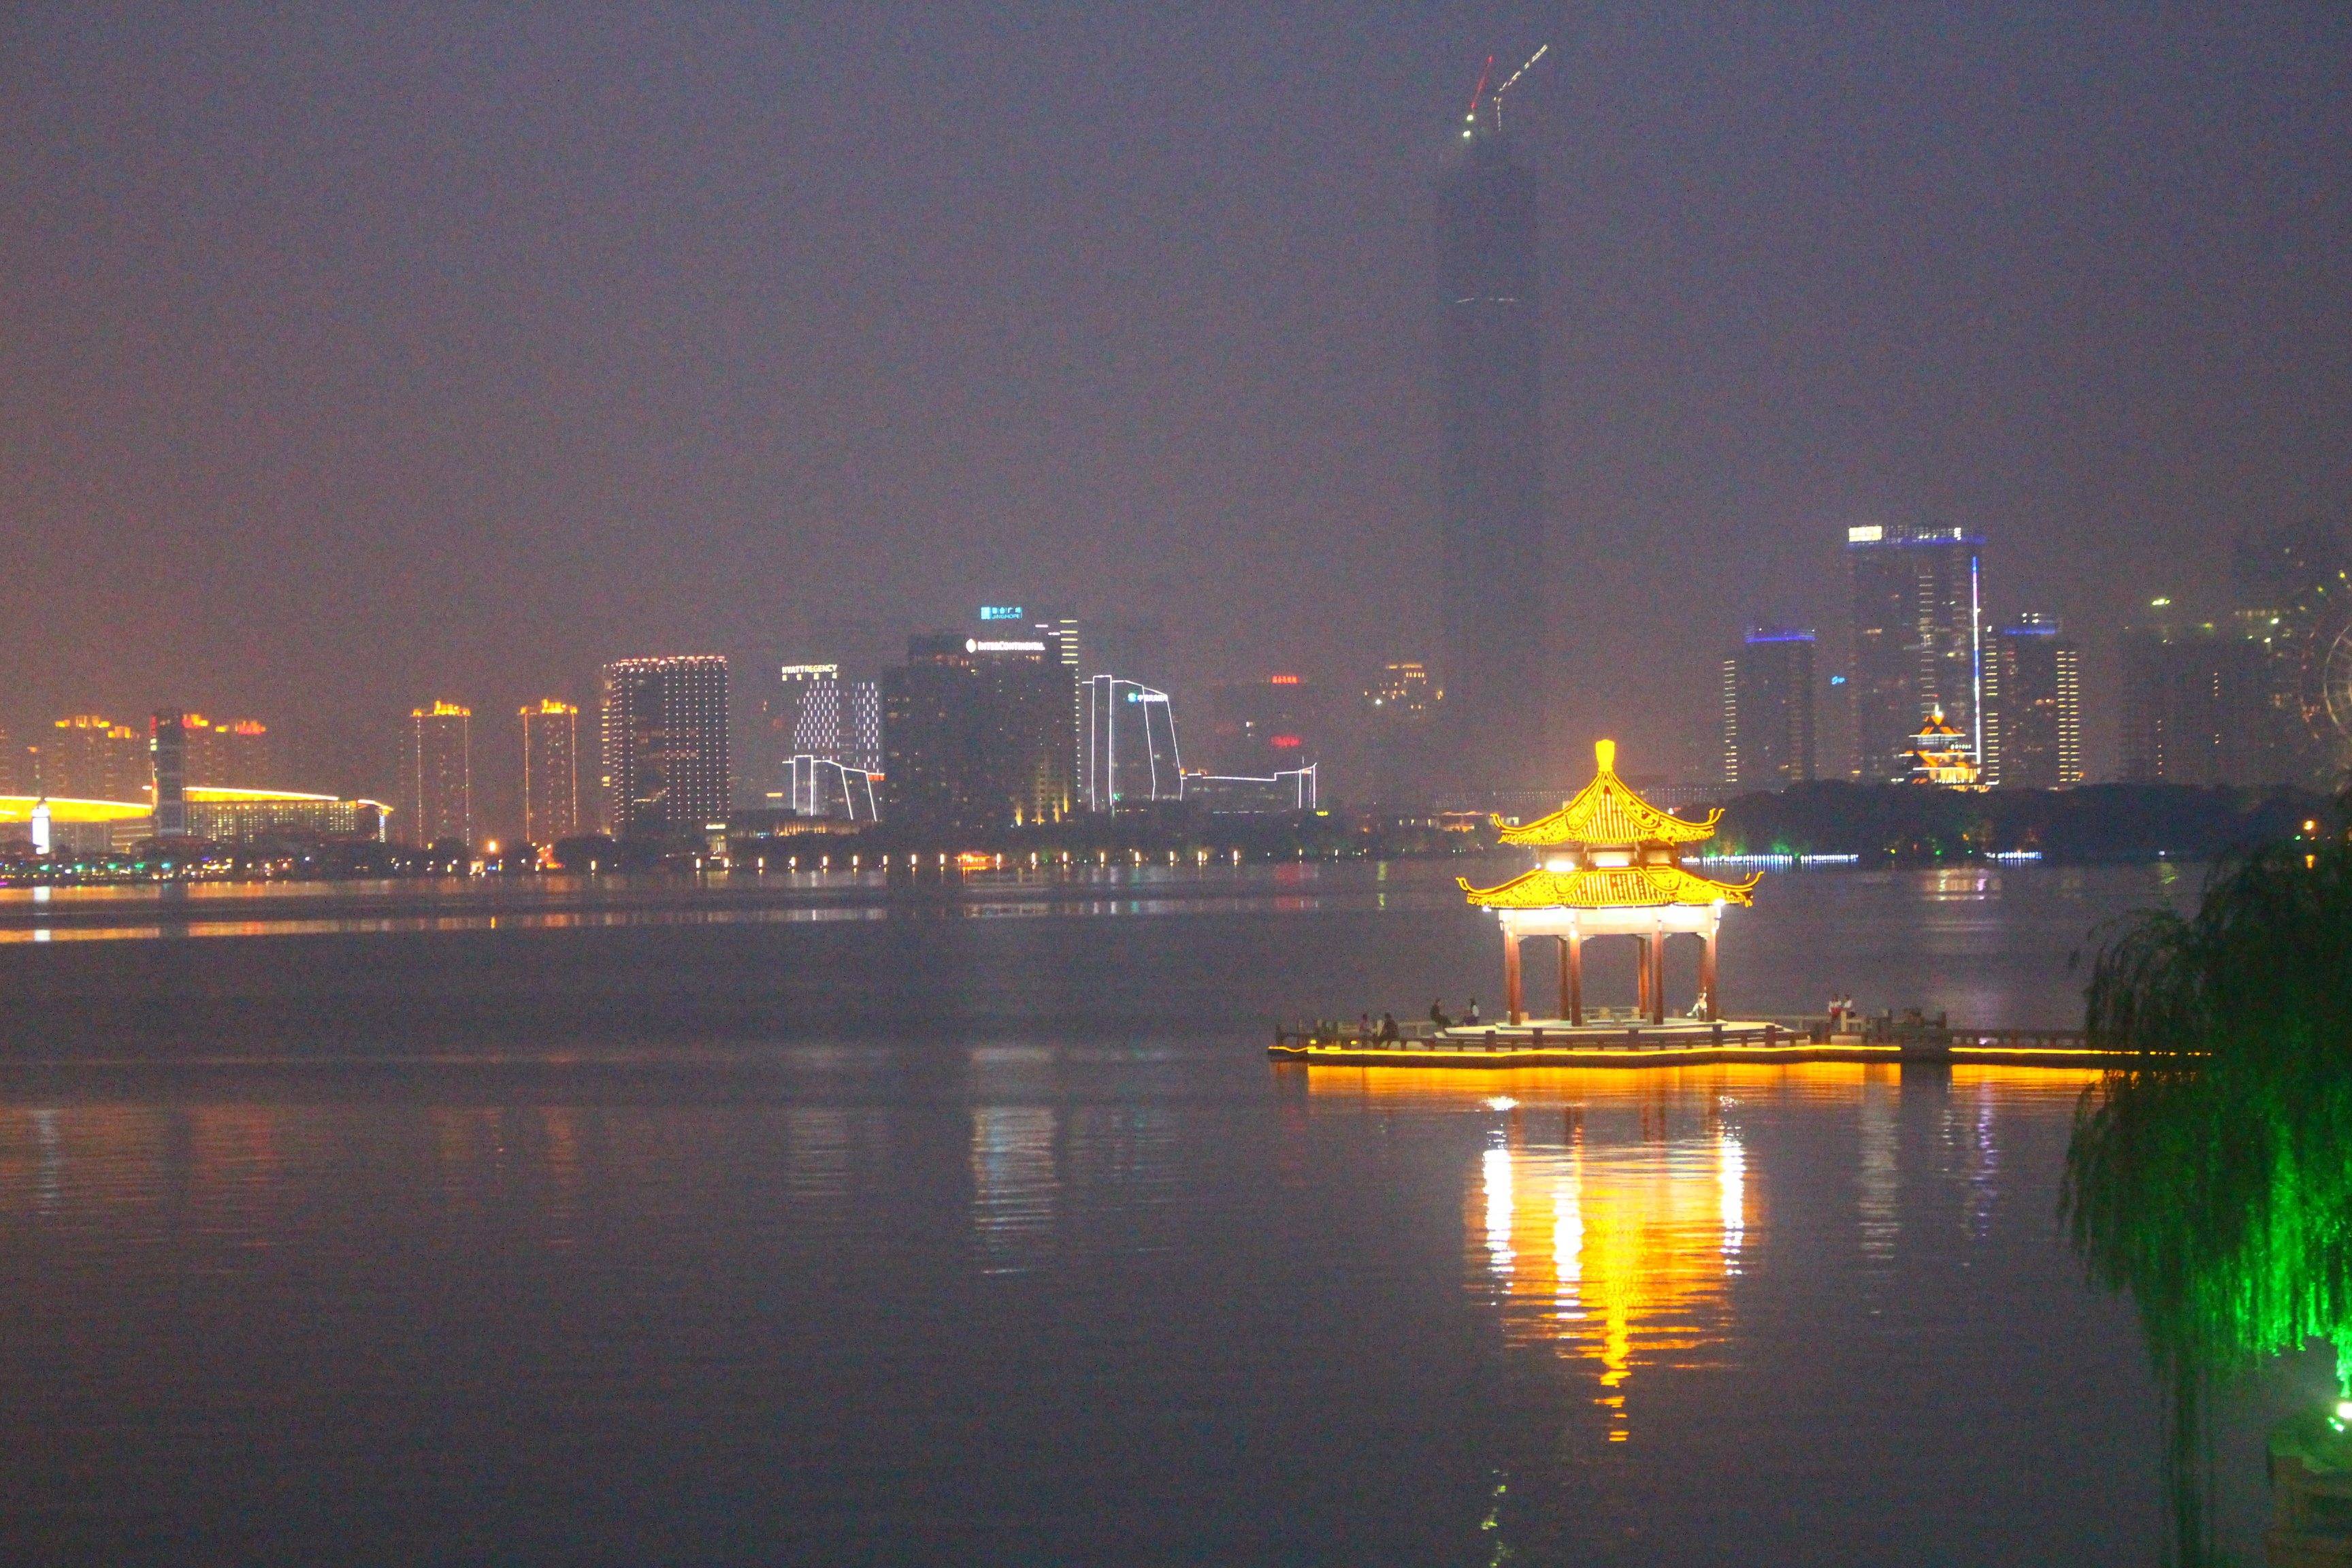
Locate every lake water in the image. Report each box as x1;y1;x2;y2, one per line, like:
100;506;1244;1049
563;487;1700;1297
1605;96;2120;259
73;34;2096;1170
0;860;2302;1563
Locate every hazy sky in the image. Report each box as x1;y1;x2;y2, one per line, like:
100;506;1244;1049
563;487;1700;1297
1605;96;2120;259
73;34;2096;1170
4;3;2347;795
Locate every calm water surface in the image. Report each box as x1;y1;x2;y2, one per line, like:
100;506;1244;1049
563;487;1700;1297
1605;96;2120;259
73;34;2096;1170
0;862;2296;1563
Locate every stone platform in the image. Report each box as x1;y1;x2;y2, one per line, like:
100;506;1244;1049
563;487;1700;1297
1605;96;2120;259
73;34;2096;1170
1269;1017;1855;1068
1268;1017;2135;1070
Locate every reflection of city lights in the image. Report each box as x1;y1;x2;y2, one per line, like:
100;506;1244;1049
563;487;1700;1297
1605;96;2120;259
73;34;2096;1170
970;1105;1059;1276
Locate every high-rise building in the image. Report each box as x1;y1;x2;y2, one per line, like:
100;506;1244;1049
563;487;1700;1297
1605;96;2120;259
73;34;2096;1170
180;716;277;789
1362;659;1443;804
1437;99;1547;792
977;604;1084;774
778;664;842;759
880;633;1076;834
599;655;730;841
747;663;826;805
1201;676;1319;779
1367;659;1440;723
181;715;222;786
1084;675;1182;811
1720;630;1817;791
520;699;581;846
761;664;884;821
2225;606;2325;784
1981;615;2084;788
846;681;881;776
772;664;884;777
1041;612;1083;778
2120;600;2298;787
1846;524;1985;783
980;635;1077;828
150;710;189;838
1823;673;1857;779
743;663;817;804
881;637;980;834
405;701;473;847
0;722;17;796
39;715;148;801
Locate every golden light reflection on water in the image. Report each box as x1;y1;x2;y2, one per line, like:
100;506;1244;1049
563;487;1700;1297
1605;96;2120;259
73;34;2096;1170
1301;1060;2098;1107
1306;1062;2100;1444
1465;1115;1747;1442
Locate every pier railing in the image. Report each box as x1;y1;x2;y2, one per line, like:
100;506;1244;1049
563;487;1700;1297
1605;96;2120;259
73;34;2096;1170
1273;1017;1831;1053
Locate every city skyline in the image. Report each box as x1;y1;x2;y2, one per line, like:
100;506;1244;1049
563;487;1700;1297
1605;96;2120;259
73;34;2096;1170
0;542;2329;859
4;491;2335;850
3;9;2348;794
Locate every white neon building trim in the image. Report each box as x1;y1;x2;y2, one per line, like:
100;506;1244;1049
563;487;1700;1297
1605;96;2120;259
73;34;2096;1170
1085;676;1182;811
1181;764;1317;812
786;754;879;823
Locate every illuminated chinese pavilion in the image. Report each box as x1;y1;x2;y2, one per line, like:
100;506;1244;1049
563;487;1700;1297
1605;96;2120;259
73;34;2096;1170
1459;740;1760;1026
1908;706;1981;788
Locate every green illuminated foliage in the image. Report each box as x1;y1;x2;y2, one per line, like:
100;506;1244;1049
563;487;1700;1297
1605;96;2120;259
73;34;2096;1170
2065;833;2352;1563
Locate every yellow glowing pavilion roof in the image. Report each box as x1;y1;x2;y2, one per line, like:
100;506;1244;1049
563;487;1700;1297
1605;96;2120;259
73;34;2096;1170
1457;864;1761;910
1494;740;1721;848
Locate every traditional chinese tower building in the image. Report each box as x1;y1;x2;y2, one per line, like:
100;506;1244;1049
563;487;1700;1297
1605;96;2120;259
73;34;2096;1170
1459;740;1761;1026
1908;706;1981;787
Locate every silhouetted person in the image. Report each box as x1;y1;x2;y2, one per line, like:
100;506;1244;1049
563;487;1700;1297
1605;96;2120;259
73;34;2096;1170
1467;998;1481;1025
1380;1011;1399;1042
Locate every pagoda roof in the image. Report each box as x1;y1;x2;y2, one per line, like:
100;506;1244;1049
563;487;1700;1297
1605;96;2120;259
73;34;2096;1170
1458;864;1761;910
1494;740;1720;847
1912;706;1964;740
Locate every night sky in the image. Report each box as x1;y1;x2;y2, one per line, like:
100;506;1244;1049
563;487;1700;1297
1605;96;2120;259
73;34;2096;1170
5;4;2347;800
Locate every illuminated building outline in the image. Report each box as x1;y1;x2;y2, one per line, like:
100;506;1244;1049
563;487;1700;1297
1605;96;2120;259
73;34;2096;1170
1084;675;1182;811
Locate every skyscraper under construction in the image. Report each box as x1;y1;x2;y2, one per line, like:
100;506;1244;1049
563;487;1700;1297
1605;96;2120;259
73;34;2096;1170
1437;69;1548;794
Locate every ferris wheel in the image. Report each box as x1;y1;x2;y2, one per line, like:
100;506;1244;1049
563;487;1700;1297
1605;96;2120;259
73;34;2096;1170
2323;622;2352;742
2297;571;2352;758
